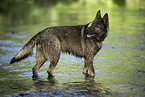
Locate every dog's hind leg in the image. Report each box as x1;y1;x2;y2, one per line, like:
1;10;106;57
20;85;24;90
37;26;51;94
43;36;61;78
47;54;60;78
32;44;47;78
47;47;60;78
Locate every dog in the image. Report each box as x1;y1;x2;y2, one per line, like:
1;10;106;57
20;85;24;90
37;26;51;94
10;10;109;78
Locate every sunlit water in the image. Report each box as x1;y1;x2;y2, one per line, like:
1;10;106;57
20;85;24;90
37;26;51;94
0;0;145;96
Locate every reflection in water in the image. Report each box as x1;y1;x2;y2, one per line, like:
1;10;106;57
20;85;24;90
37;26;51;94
32;76;110;96
34;77;56;88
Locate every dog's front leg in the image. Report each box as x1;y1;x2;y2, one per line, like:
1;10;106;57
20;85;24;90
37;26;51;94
83;56;95;78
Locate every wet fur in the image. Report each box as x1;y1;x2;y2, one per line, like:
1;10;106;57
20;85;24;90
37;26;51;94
10;10;109;78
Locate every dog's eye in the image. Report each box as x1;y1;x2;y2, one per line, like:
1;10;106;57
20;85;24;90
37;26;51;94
96;24;100;28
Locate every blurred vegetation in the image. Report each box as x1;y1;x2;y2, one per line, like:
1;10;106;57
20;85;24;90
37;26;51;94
0;0;145;30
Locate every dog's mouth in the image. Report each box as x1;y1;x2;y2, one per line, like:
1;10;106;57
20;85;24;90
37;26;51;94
87;34;96;38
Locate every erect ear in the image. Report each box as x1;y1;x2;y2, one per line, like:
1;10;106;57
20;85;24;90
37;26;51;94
96;10;101;19
103;13;109;29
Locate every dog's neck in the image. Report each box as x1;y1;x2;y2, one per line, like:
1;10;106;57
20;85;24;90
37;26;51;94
81;26;85;56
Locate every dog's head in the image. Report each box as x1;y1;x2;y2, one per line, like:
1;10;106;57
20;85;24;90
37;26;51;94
86;10;109;41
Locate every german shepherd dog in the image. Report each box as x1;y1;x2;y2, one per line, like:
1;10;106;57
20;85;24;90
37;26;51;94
10;10;109;78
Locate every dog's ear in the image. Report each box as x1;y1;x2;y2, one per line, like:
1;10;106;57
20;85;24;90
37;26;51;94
103;13;109;29
96;10;101;19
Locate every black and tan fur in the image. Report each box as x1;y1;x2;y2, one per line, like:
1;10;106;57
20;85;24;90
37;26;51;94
10;10;109;78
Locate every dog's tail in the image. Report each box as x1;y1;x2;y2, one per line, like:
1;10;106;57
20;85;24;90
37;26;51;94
10;34;39;64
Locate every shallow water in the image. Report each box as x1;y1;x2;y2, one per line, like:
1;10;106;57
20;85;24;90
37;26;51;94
0;0;145;96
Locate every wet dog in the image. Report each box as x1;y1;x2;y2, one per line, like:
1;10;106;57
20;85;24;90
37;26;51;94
10;10;109;78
